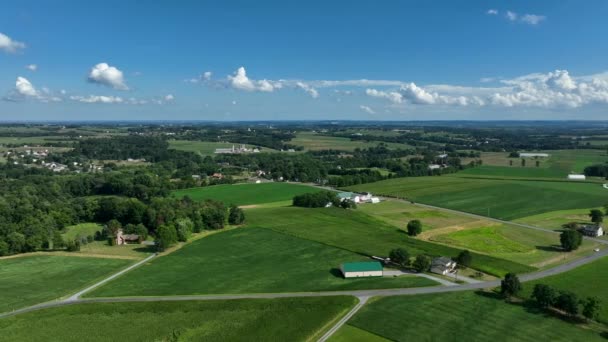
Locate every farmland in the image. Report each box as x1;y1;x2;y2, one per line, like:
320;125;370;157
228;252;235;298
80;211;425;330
522;257;608;323
88;227;438;297
347;176;608;220
245;206;535;276
291;132;409;151
172;182;319;206
0;255;131;313
342;291;604;341
515;208;604;231
0;296;356;342
168;139;278;156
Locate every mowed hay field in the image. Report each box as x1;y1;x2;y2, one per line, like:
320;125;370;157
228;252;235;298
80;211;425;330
0;255;131;313
291;132;408;151
168;140;278;156
245;206;534;277
172;182;319;206
522;257;608;323
342;291;604;342
0;297;356;342
87;227;438;297
347;176;608;220
515;208;604;231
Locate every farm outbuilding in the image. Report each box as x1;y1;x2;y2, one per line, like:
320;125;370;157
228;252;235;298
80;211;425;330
340;261;383;278
567;174;586;180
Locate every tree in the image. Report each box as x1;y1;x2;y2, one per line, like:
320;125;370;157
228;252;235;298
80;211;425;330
509;160;513;166
560;230;582;251
51;231;64;250
0;240;9;256
407;220;423;236
412;254;431;273
156;224;178;252
175;218;194;242
521;158;526;167
536;160;540;168
107;219;122;237
389;248;410;267
555;291;579;317
582;297;601;321
532;284;556;309
589;209;604;224
455;250;472;268
228;205;245;225
501;273;522;299
66;239;81;252
340;199;357;209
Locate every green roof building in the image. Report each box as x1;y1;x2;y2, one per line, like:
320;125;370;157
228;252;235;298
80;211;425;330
340;261;383;278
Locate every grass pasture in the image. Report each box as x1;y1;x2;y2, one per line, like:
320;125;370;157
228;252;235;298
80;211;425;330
515;208;603;231
245;206;534;277
347;176;608;220
0;296;356;342
172;182;319;206
0;255;131;313
62;223;102;241
343;291;604;342
88;227;438;297
168;140;278;156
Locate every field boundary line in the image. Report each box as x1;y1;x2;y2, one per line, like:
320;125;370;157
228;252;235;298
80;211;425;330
317;296;369;342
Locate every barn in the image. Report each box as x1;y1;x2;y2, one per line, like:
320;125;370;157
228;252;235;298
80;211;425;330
340;261;383;278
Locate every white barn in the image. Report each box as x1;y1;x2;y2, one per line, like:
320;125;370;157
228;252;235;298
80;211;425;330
568;174;586;180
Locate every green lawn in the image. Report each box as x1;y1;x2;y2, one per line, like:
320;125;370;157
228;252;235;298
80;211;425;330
245;206;534;277
168;140;278;156
344;291;604;342
62;223;102;241
0;255;131;313
458;165;566;178
172;182;319;206
0;296;356;342
522;256;608;323
347;176;608;220
515;208;603;231
329;324;391;342
87;227;438;297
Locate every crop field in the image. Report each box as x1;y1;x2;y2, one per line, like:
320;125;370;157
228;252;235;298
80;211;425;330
245;206;534;276
457;165;566;179
329;325;390;342
172;182;319;206
0;255;131;313
291;132;408;151
357;200;478;231
168;139;278;156
347;176;608;220
0;135;73;145
342;291;604;342
428;224;598;266
0;296;356;342
522;257;608;323
88;227;438;297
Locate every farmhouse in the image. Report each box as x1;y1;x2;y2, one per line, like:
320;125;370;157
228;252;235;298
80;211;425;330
340;261;383;278
581;224;604;237
567;174;586;180
519;153;550;158
338;192;356;202
428;164;442;170
115;229;140;245
430;257;457;275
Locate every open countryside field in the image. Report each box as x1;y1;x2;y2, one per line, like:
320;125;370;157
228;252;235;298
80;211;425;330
522;257;608;323
0;297;356;342
88;227;438;297
515;208;604;231
62;223;102;241
245;206;534;277
172;182;319;206
291;132;409;151
342;291;604;342
347;176;608;220
168;139;278;156
0;255;131;313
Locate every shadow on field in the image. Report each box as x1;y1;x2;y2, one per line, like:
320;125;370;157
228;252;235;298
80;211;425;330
330;268;344;278
535;245;564;252
133;246;156;254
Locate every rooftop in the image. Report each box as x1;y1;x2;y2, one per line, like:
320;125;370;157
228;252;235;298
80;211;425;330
341;261;383;272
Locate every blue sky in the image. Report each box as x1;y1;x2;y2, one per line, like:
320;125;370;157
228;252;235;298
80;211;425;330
1;0;608;120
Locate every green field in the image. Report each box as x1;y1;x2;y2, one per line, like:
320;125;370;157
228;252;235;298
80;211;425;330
357;200;478;231
329;324;391;342
515;208;602;231
343;291;604;342
172;182;319;206
62;223;102;241
88;227;438;297
291;132;409;151
458;165;566;178
522;257;608;323
0;296;356;341
0;135;73;145
347;176;608;220
245;206;534;276
168;140;278;156
0;255;131;313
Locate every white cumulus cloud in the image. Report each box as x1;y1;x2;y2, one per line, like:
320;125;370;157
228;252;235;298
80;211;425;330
25;64;37;72
164;94;175;101
0;32;25;53
15;77;39;97
70;95;124;104
366;88;403;103
295;82;319;98
506;11;518;21
228;66;277;92
87;63;129;90
521;14;546;25
359;105;375;114
487;9;498;15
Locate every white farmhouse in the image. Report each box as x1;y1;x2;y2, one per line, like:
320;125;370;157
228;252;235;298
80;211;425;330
430;257;457;275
